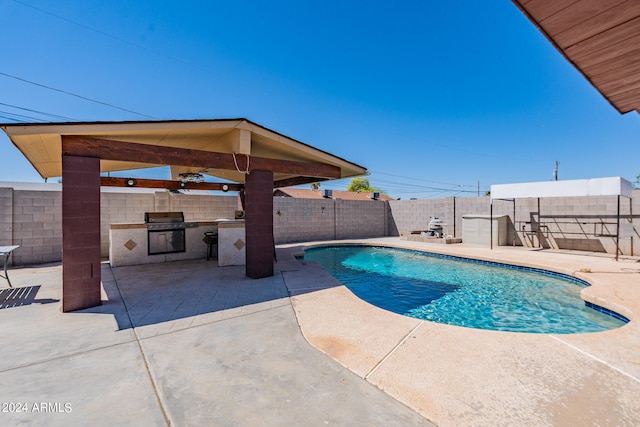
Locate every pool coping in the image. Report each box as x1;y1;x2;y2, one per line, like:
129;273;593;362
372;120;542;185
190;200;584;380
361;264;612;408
278;237;640;426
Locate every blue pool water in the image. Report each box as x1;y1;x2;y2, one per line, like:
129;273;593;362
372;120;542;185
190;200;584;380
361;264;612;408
303;246;627;334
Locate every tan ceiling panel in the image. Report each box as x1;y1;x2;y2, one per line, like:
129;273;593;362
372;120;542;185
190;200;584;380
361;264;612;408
1;119;366;182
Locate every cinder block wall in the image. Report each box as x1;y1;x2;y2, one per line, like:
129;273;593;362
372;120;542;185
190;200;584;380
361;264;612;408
388;197;471;239
273;197;387;243
0;188;13;247
388;191;639;254
11;189;62;265
162;192;237;222
100;192;155;257
1;185;239;264
336;199;387;240
274;198;336;243
1;183;638;265
528;194;638;254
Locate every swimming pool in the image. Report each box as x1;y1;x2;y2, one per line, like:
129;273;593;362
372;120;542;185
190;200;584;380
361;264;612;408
303;245;627;334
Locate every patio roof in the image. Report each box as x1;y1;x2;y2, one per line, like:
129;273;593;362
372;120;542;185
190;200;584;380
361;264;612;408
0;118;366;186
512;1;640;114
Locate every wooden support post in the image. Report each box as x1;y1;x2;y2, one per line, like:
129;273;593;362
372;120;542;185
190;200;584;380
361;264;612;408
61;155;102;312
245;170;274;278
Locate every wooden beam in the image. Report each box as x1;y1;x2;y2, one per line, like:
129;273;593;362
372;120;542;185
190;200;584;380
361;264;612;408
273;176;330;189
100;177;243;192
62;135;341;179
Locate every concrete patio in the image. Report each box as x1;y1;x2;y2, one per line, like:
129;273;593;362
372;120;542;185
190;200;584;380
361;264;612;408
0;242;430;426
1;237;640;426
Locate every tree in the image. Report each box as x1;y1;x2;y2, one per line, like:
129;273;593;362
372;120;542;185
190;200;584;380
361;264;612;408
634;173;640;189
346;177;384;194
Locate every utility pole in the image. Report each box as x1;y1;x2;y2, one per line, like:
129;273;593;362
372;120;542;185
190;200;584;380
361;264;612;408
477;180;480;197
553;161;559;181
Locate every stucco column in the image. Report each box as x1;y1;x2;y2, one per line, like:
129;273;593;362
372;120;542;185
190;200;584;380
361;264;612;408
244;170;274;278
61;155;102;312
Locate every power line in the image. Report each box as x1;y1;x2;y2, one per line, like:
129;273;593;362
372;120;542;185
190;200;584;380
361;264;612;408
7;1;169;120
12;0;191;69
0;102;77;121
12;0;149;50
369;178;481;193
365;173;489;197
324;171;489;199
0;71;157;119
369;170;487;189
0;110;46;122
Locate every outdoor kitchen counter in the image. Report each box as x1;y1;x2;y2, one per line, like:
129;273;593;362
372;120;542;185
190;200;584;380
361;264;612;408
109;220;240;267
216;220;246;267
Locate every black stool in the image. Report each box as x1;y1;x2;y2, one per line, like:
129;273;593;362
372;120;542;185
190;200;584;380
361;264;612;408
203;232;218;261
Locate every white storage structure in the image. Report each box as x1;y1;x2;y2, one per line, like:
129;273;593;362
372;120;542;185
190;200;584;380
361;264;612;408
462;215;508;247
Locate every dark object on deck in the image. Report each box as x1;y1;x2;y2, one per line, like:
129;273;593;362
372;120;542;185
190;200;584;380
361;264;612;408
203;232;218;261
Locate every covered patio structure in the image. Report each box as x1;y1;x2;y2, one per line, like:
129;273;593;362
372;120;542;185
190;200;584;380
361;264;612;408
1;118;366;312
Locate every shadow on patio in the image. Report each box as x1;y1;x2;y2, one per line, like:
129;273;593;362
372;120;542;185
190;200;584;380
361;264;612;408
84;246;340;332
0;285;59;309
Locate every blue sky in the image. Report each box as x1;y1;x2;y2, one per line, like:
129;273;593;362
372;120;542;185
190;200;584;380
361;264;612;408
1;0;638;198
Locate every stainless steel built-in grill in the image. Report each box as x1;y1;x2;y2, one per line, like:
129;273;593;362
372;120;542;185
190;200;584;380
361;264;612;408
145;212;187;230
145;212;187;255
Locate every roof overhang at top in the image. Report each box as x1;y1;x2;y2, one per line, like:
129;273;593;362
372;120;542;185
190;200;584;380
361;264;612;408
0;118;367;185
512;1;640;114
491;177;633;200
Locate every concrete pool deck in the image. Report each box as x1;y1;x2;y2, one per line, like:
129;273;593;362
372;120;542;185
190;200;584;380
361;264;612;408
283;238;640;426
1;237;639;426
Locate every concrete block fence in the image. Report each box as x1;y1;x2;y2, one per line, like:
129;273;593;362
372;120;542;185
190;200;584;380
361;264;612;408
273;198;388;243
0;182;637;266
387;191;639;255
1;186;63;265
